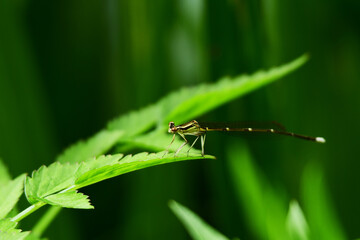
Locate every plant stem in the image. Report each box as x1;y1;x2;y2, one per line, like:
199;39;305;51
11;202;46;222
32;206;62;237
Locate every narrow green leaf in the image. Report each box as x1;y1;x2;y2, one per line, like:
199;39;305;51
75;152;215;188
286;200;310;240
169;200;230;240
75;154;123;179
118;130;201;154
0;174;26;218
43;191;93;209
301;163;346;240
161;54;308;124
0;158;12;185
56;129;123;164
107;104;159;137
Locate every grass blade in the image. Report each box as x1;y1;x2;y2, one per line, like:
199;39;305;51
169;200;230;240
286;200;310;240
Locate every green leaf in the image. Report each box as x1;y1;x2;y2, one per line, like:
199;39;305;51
107;104;159;138
0;174;26;218
75;152;215;188
0;231;30;240
160;54;308;124
0;158;12;185
25;163;78;204
43;191;93;209
0;218;17;231
107;55;307;142
74;154;123;179
25;154;123;205
0;219;29;240
169;200;229;240
118;130;201;154
301;163;346;240
23;234;46;240
56;129;123;164
286;200;309;240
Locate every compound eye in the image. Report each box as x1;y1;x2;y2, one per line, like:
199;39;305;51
169;122;175;128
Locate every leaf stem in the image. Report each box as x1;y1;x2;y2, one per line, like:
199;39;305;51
11;202;46;222
32;206;62;237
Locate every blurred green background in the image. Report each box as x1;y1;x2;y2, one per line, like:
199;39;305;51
0;0;359;239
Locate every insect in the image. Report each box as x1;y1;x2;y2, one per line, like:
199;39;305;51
165;120;325;156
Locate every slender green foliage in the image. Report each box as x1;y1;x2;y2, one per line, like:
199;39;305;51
286;200;310;240
107;104;159;138
161;54;308;125
75;152;213;188
56;130;123;164
169;200;230;240
115;130;201;155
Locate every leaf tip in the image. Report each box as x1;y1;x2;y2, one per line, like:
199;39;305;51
168;200;179;211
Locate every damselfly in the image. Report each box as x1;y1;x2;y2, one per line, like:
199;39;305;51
165;120;325;156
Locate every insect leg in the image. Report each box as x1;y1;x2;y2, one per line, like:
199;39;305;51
186;136;200;156
175;133;188;156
